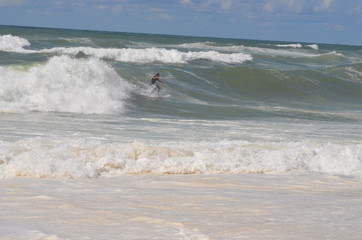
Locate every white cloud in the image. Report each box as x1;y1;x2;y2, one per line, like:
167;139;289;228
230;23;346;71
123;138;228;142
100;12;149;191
112;4;122;15
180;0;193;5
0;0;24;6
94;5;107;11
321;0;333;8
356;3;362;18
315;0;334;11
220;0;234;10
262;1;274;13
153;13;173;21
326;23;345;31
263;0;305;13
199;0;237;11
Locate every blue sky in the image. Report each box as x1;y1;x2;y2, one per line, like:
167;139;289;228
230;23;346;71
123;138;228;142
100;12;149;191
0;0;361;45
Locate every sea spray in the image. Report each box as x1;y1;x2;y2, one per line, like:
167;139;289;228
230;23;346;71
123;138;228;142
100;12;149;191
0;55;133;114
0;34;30;52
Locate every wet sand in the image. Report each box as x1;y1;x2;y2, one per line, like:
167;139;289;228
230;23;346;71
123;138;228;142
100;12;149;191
1;174;361;240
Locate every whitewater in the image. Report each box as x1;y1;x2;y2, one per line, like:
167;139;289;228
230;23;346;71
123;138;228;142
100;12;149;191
0;25;361;240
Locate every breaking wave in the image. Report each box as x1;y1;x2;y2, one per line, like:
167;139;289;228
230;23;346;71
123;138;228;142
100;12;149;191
276;43;302;48
0;138;361;179
0;55;132;114
0;34;252;64
0;34;30;52
44;46;253;64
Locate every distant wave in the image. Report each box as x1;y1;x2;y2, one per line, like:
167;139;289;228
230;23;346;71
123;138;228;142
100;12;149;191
242;46;341;59
167;42;331;59
44;47;253;64
174;42;319;53
276;43;302;48
306;44;319;50
275;43;319;50
0;34;30;51
0;34;252;64
0;34;339;64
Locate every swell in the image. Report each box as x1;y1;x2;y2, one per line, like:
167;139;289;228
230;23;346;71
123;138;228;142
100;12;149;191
211;64;362;106
1;32;361;121
1;53;361;121
128;63;362;120
200;65;359;121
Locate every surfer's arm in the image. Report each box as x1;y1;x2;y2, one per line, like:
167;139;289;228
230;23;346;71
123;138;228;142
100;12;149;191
154;77;163;83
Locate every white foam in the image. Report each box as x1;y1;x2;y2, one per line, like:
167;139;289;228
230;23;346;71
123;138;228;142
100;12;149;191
276;43;302;48
42;47;252;64
0;228;68;240
0;34;252;64
59;37;93;44
1;138;361;179
345;66;362;83
242;45;342;59
172;42;251;54
307;44;319;50
0;34;30;52
0;55;133;114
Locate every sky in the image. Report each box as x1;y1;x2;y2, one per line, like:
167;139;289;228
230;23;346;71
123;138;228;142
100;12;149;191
0;0;361;45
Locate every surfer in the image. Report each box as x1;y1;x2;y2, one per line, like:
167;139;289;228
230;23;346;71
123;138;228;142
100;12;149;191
150;73;163;93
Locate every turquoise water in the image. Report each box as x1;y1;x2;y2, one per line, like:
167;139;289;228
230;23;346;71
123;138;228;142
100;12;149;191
0;25;361;177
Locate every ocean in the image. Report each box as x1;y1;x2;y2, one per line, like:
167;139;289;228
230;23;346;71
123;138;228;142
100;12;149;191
0;25;361;239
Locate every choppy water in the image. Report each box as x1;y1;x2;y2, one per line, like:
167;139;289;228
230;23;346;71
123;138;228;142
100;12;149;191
0;25;361;178
1;25;362;240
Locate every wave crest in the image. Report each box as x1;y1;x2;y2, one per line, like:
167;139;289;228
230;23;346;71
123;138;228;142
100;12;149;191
43;47;252;64
0;55;132;114
1;139;361;179
0;34;30;52
0;34;252;64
